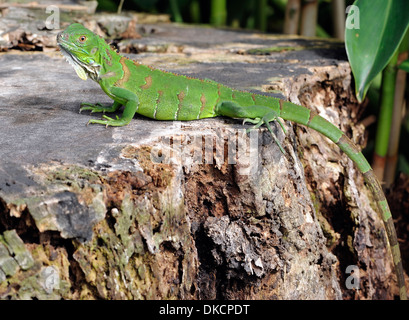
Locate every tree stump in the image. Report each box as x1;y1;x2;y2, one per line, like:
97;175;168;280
0;13;400;299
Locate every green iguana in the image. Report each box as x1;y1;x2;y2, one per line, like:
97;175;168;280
57;23;407;300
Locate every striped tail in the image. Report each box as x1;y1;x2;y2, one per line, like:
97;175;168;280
279;100;407;300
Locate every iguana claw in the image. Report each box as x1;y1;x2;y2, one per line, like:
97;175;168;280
80;102;107;114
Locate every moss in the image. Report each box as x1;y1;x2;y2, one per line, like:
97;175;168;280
37;164;102;191
0;242;19;277
0;234;71;299
247;46;307;55
2;230;34;270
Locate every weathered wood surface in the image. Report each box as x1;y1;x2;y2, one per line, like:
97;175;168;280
0;12;400;299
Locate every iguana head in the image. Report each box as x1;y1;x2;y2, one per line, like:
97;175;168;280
57;23;105;81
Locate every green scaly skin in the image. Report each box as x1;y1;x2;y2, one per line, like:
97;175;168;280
57;23;407;300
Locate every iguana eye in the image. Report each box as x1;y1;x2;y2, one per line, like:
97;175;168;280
78;35;87;43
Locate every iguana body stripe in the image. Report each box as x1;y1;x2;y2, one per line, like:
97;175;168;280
57;23;407;299
116;57;130;87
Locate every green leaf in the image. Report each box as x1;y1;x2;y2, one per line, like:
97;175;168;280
345;0;409;102
399;59;409;72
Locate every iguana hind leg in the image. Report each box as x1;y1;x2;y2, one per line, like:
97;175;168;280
217;101;286;153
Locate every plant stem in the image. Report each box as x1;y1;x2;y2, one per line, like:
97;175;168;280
255;0;267;32
190;0;201;23
384;31;409;187
372;51;398;181
117;0;124;14
210;0;227;26
316;24;330;38
170;0;183;23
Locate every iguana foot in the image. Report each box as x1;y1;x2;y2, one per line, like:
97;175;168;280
246;112;287;154
242;117;260;125
87;115;131;127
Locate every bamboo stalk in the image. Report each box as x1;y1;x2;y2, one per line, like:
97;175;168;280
170;0;183;23
384;38;409;187
300;0;318;37
210;0;227;26
284;0;301;34
331;0;345;40
255;0;268;32
372;52;399;181
190;0;201;23
384;98;405;188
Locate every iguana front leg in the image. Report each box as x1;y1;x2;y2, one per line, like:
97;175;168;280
82;87;139;127
80;101;122;114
